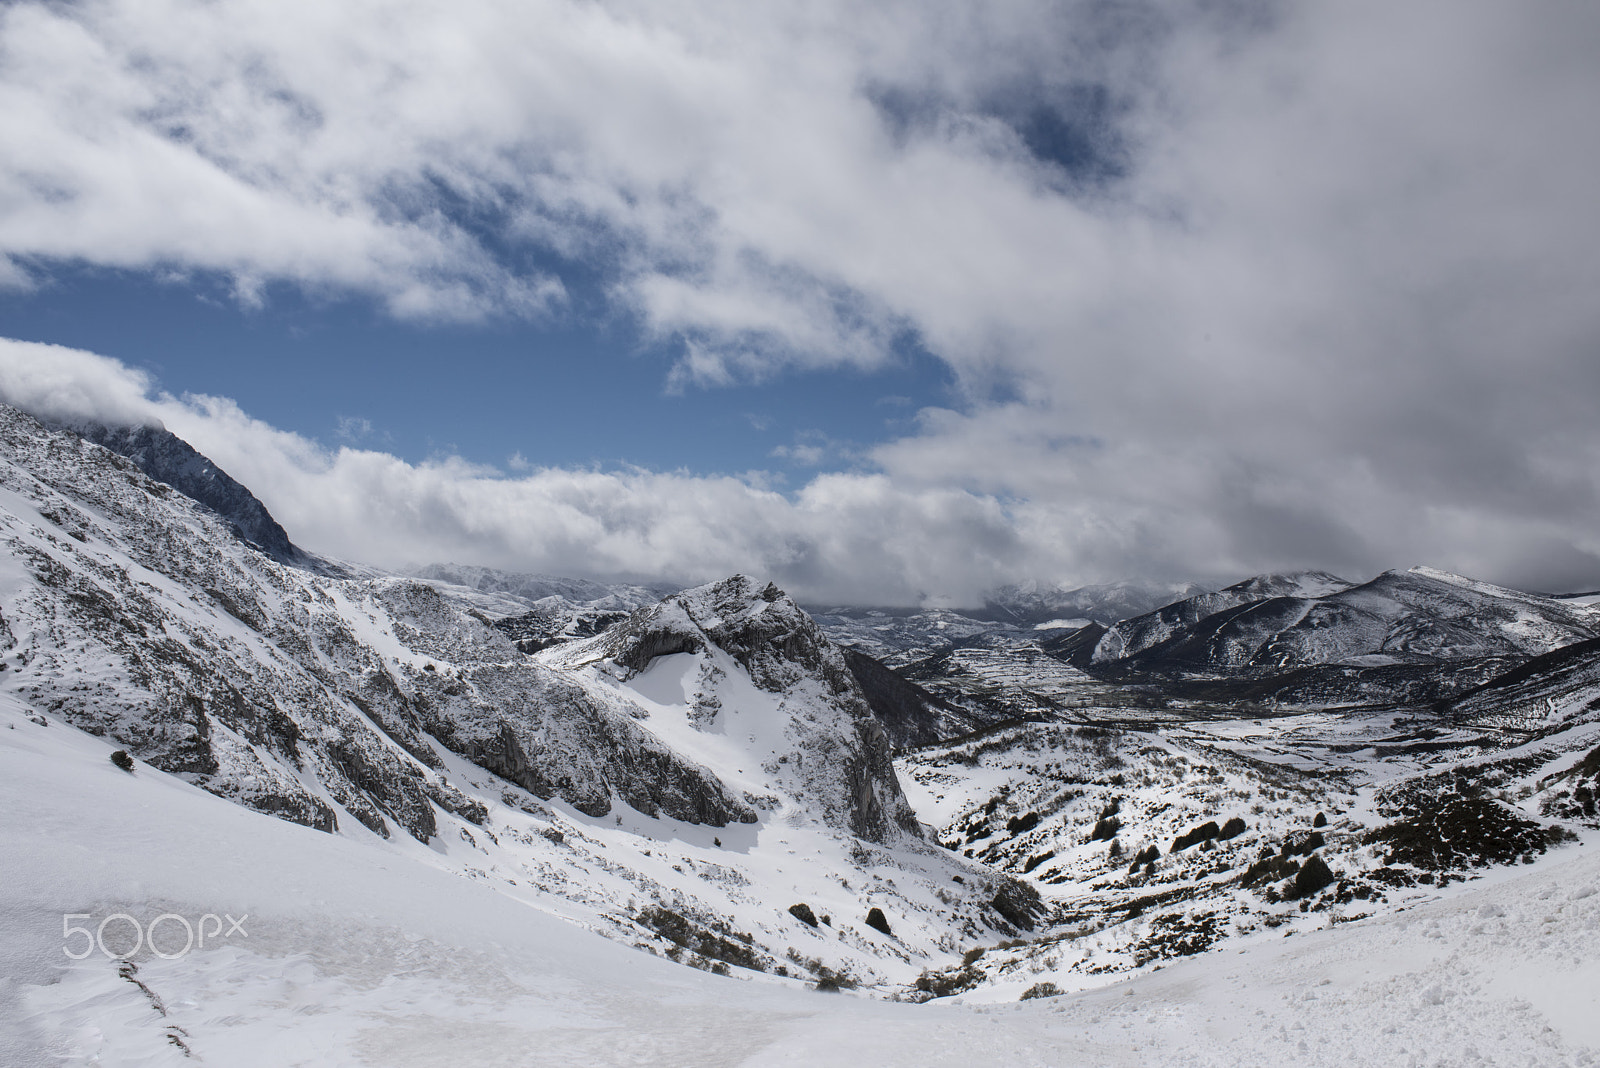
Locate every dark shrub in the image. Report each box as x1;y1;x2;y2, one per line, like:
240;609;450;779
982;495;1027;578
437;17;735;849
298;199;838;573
916;966;981;998
1289;854;1335;898
110;750;134;773
788;903;819;927
1312;811;1328;828
815;967;856;992
1218;816;1247;840
1171;821;1221;853
1022;851;1055;874
1007;812;1041;835
1089;817;1120;842
1280;830;1325;856
1367;777;1560;872
1131;913;1222;966
636;906;765;972
1020;982;1062;1000
865;907;893;935
1241;853;1300;888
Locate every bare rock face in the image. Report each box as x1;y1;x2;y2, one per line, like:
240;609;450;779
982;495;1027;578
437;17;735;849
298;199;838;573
594;575;922;843
72;420;297;561
840;647;974;749
412;655;757;827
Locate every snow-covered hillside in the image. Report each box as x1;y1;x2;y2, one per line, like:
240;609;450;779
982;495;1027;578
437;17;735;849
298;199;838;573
0;406;1038;1003
5;405;1600;1066
1093;567;1599;671
4;690;1597;1066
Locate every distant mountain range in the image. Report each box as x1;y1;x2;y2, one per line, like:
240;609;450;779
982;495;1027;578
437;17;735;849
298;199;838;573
1091;566;1597;670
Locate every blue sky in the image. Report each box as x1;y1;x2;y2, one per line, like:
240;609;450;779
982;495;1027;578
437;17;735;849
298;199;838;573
1;0;1597;603
0;265;953;479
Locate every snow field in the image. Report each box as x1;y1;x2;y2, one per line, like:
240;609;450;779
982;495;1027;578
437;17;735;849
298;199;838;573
5;694;1597;1067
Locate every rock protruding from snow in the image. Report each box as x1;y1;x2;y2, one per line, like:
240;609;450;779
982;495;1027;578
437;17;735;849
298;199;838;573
73;421;297;560
572;575;922;843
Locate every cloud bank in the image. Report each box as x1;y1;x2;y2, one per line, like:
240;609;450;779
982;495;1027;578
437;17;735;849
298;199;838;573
2;1;1598;598
4;339;1597;604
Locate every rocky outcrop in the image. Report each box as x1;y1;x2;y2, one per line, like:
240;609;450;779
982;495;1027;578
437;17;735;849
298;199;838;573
842;647;973;749
591;576;922;843
416;658;757;826
0;408;727;838
73;421;297;560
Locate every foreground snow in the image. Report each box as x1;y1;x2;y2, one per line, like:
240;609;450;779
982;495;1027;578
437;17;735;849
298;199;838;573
4;696;1596;1067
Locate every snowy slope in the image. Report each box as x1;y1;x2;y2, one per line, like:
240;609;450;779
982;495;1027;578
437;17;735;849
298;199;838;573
537;575;921;843
0;407;1045;998
4;691;1597;1067
1093;567;1599;671
6;403;1600;1064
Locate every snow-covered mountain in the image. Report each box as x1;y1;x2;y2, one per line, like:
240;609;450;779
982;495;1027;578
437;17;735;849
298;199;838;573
1092;567;1597;671
534;574;921;843
69;419;300;563
5;405;1600;1066
0;404;1041;1000
974;578;1211;627
8;694;1598;1066
808;580;1204;665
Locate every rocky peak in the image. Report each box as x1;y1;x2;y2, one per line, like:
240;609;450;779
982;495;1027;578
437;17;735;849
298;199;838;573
571;575;922;843
72;421;297;561
604;575;853;697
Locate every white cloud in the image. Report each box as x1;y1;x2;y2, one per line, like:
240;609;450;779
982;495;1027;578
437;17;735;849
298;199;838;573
0;340;1037;603
4;339;1599;602
0;339;163;428
335;416;375;443
1;1;1598;592
770;430;859;470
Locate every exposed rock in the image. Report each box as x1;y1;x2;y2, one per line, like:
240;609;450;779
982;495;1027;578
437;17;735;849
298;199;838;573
990;878;1045;932
587;575;922;843
73;421;297;560
0;407;761;840
841;647;971;749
